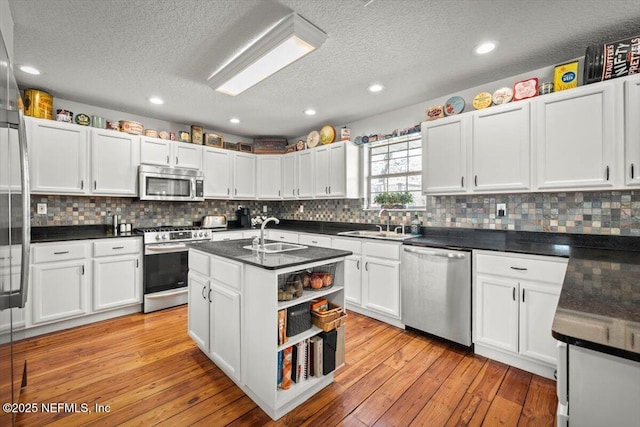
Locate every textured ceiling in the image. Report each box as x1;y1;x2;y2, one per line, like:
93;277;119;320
9;0;640;139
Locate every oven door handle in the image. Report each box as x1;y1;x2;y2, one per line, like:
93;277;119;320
145;289;188;299
145;244;188;254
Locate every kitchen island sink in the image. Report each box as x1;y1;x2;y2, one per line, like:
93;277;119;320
242;242;307;253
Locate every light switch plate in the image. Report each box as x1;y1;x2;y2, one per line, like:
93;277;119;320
497;203;506;217
37;203;47;214
299;205;304;213
263;205;267;213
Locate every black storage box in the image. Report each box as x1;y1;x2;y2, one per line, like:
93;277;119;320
286;302;311;337
319;329;337;375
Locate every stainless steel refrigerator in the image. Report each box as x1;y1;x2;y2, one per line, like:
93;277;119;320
0;28;30;426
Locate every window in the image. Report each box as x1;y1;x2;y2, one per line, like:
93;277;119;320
367;134;425;208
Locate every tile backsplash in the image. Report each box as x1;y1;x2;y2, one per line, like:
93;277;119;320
32;190;640;236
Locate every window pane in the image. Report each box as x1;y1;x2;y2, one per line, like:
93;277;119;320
408;148;421;157
388;177;406;191
409;139;421;149
370;178;386;193
388;142;408;153
371;160;388;176
371;146;389;156
407;174;421;191
408;156;421;172
390;150;407;160
388;158;408;174
371;153;388;163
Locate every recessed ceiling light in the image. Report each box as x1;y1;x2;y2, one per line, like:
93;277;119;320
20;65;40;75
474;41;497;55
304;109;316;116
368;83;384;93
149;97;164;105
229;118;240;124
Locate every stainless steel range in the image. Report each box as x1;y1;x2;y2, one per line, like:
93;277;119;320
135;226;218;312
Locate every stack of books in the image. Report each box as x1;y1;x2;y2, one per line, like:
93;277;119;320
277;336;324;390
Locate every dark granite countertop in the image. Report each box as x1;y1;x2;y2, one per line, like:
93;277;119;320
31;225;139;243
188;238;352;270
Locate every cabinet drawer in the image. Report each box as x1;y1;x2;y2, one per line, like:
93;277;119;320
266;230;299;243
299;234;332;248
189;250;210;276
332;237;362;254
475;252;568;284
211;257;241;290
364;241;400;260
93;238;141;257
32;242;87;263
210;231;243;242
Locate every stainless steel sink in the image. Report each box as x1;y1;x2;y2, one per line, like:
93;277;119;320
242;242;308;253
337;230;413;240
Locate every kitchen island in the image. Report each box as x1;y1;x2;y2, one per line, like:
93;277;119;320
187;239;351;420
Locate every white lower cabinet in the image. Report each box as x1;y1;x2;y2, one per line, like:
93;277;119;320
473;251;568;378
298;233;331;248
209;281;241;381
363;255;400;318
188;271;210;351
332;238;363;306
92;239;142;311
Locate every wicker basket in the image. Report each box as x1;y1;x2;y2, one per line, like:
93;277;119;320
312;303;346;332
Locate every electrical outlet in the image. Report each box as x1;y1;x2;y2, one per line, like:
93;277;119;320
263;205;267;213
497;203;506;217
299;205;304;213
37;203;47;214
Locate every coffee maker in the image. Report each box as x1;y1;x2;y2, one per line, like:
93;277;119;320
236;207;251;228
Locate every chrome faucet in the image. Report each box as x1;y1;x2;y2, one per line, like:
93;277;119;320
260;217;280;249
378;208;390;232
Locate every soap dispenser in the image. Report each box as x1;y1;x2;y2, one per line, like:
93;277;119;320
410;214;421;236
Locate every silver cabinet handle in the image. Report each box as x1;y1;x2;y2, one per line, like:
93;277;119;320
208;288;212;303
512;287;516;301
474;175;478;187
112;246;124;249
235;189;238;195
325;186;328;194
364;262;368;271
227;188;230;195
292;189;295;196
202;286;207;300
166;155;170;164
311;240;318;244
176;156;179;165
632;163;635;179
461;176;464;187
510;266;527;271
522;288;525;302
54;251;69;255
328;186;331;194
606;165;610;181
94;181;97;190
136;259;139;268
81;265;85;275
356;260;360;270
297;188;300;196
81;180;84;189
278;190;281;197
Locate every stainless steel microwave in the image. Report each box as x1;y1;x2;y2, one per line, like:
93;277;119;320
139;165;204;201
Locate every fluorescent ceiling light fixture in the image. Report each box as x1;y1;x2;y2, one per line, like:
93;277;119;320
208;13;327;96
20;65;40;75
474;41;497;55
229;117;240;124
149;97;164;105
368;83;384;93
304;109;316;116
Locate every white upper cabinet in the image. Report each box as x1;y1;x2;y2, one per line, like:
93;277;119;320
29;118;89;194
535;82;617;190
472;102;530;192
256;155;282;199
202;146;233;198
281;152;297;199
90;129;139;195
297;149;315;198
422;115;468;194
140;137;201;170
233;152;256;199
314;141;360;198
625;74;640;187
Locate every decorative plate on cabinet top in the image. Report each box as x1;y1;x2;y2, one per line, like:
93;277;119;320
307;130;320;148
444;96;465;115
320;125;336;145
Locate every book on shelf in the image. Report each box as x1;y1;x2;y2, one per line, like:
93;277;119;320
281;347;293;390
311;336;323;377
319;329;337;376
277;350;283;389
278;309;287;346
336;323;346;368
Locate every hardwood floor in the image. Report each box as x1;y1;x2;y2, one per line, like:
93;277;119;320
15;307;557;426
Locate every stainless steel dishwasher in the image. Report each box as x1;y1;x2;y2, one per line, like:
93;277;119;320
401;245;471;346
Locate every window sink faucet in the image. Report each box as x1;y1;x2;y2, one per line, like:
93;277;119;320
260;217;280;249
378;208;390;232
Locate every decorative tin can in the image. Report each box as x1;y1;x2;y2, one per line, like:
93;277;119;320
144;129;158;138
190;125;203;144
24;89;53;119
178;131;190;142
584;36;640;84
56;109;73;123
169;132;176;141
340;126;351;141
426;105;445;121
513;77;539;101
492;87;513;105
444;96;465;115
539;82;554;95
106;120;120;131
75;113;91;126
554;61;579;91
472;92;493;109
119;120;144;135
204;133;224;147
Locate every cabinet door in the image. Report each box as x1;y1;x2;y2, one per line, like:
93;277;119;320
519;281;560;364
202;147;232;198
31;260;88;324
362;257;400;318
344;255;362;305
472;102;530;192
210;282;241;381
91;129;140;195
175;143;201;169
257;155;282;199
140;137;171;166
297;150;315;198
92;256;141;311
314;146;330;197
422;116;468;194
29;118;89;194
328;143;346;197
536;82;616;190
474;274;518;353
188;273;210;351
282;153;297;199
625;74;640;186
233;152;256;198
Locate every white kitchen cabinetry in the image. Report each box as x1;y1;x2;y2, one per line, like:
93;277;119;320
202;146;233;198
209;281;241;381
140;137;201;170
314;142;360;198
90;129;140;195
210;231;245;242
535;82;617;190
28;117;89;194
188;270;209;350
266;230;299;243
474;251;568;378
257;155;282;199
298;233;331;248
30;241;90;325
296;150;315;198
282;152;297;199
472;102;530;192
332;238;362;307
625;74;640;187
92;238;142;311
233;152;256;199
422;115;468;194
362;241;401;320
